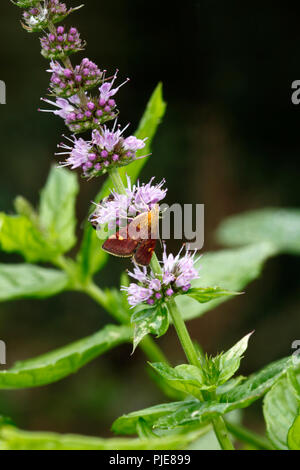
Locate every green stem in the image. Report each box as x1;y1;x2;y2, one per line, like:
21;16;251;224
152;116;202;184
212;416;235;450
166;297;201;369
225;420;274;450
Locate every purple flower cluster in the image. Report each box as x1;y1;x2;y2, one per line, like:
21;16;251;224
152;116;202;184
40;72;128;133
56;123;147;177
48;58;103;98
40;26;85;60
122;246;200;308
91;176;167;228
22;1;81;33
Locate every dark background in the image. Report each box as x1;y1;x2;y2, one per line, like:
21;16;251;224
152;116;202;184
0;0;299;438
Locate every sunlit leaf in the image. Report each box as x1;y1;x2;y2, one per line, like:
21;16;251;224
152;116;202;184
0;213;57;263
0;264;68;302
39;166;79;254
288;415;300;450
263;371;300;450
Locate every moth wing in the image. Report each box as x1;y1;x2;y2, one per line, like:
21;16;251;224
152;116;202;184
133;238;157;266
102;226;139;257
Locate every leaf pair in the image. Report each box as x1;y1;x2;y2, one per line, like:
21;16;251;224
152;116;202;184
149;333;252;399
112;356;294;435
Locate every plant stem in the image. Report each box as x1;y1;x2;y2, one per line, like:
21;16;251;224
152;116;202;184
225;420;274;450
166;297;201;368
212;416;235;450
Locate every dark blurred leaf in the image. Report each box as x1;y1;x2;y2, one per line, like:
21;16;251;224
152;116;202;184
39;166;79;254
77;83;166;281
216;208;300;255
0;264;68;301
0;325;132;389
263;372;300;450
177;243;276;321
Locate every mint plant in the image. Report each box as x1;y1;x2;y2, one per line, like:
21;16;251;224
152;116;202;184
0;1;299;450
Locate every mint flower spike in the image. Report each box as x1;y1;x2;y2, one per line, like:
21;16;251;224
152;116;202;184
40;25;86;60
55;121;148;177
91;175;167;228
22;1;84;33
39;71;128;133
48;58;104;98
122;245;200;308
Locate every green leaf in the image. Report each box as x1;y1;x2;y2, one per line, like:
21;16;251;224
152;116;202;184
218;332;252;385
0;213;57;263
184;287;240;303
263;372;300;450
0;264;68;302
77;83;166;280
176;243;276;322
149;363;207;399
216;208;300;255
288;415;300;450
132;304;169;352
0;425;208;451
113;356;293;433
0;325;132;389
39;166;79;254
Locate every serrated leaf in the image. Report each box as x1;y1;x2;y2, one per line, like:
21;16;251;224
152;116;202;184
218;332;252;385
0;425;208;451
263;373;300;450
39;166;79;254
185;287;240;303
176;243;276;322
0;325;132;389
216;208;300;255
149;363;207;399
0;264;68;301
0;213;57;263
132;304;169;352
77;83;166;280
